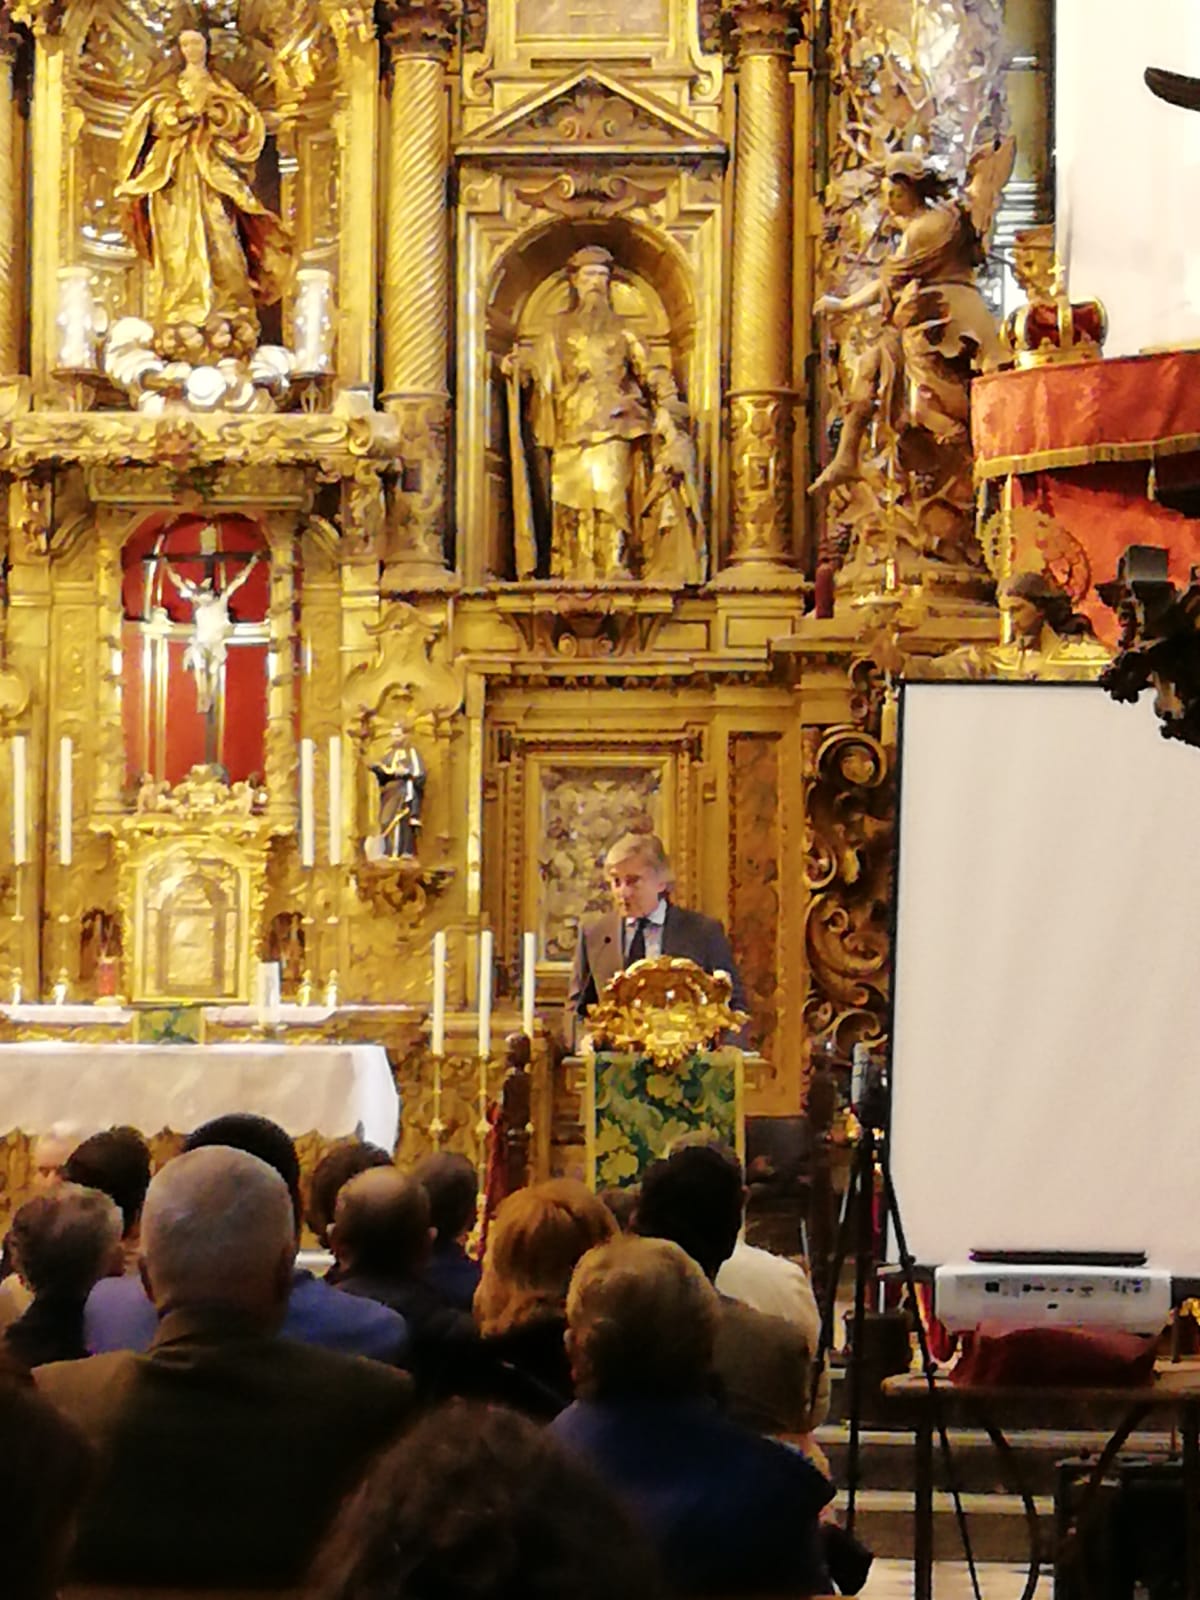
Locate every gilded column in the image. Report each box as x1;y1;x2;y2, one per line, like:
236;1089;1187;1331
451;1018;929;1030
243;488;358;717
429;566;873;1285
380;1;459;587
92;512;125;817
264;521;298;835
0;14;22;379
720;0;802;585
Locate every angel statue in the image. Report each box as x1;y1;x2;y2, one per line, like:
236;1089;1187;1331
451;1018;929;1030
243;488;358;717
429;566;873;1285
163;552;262;716
115;29;291;359
810;139;1015;496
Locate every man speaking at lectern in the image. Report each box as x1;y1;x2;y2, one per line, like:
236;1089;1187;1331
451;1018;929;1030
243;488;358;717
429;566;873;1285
568;831;747;1036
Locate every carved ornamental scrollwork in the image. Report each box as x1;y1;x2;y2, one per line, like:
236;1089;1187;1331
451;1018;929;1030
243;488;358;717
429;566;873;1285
380;0;461;61
801;724;894;1062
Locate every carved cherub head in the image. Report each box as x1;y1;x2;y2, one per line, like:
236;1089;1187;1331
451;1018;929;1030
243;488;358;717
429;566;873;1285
883;151;953;217
999;571;1094;646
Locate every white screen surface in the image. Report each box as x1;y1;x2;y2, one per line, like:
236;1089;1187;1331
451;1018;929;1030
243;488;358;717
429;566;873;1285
889;683;1200;1275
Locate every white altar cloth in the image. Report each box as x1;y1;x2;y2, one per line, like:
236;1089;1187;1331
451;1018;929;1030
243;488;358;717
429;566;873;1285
0;1042;398;1148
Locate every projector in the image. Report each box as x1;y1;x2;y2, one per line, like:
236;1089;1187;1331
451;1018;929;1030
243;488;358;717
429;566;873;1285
935;1263;1172;1335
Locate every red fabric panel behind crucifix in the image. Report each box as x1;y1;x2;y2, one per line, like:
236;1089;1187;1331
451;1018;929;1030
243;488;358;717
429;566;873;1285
121;513;274;787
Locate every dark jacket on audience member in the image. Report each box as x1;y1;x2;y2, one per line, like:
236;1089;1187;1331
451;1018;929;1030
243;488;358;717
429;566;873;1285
446;1313;575;1419
36;1304;414;1587
551;1396;834;1596
423;1240;482;1312
336;1271;474;1390
5;1293;89;1368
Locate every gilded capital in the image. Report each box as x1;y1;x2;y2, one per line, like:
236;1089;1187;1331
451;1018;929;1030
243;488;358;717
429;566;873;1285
382;0;462;60
724;0;802;57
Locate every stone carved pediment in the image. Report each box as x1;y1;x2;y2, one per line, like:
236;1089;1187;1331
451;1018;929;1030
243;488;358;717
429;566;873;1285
455;67;727;164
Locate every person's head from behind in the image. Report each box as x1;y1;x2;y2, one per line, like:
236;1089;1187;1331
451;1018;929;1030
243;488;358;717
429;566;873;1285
635;1143;744;1280
413;1151;478;1250
62;1125;152;1239
330;1168;432;1281
306;1138;393;1247
597;1184;639;1233
184;1112;302;1237
8;1184;122;1303
603;831;672;921
311;1400;662;1600
475;1179;616;1337
30;1123;82;1194
0;1365;94;1600
140;1146;293;1328
567;1234;717;1403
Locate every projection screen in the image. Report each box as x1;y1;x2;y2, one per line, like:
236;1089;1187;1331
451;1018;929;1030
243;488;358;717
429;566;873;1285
889;683;1200;1276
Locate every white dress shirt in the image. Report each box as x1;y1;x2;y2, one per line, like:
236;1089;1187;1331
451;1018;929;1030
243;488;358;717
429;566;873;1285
623;898;667;963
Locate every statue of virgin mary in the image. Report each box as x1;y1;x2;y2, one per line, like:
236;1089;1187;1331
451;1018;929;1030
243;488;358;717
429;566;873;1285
115;29;291;352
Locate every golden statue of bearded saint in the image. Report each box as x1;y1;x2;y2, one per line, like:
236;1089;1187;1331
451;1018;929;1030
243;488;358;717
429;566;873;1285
115;29;291;348
504;247;704;584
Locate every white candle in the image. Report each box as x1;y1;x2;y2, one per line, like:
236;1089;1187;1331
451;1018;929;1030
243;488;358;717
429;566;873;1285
55;266;98;372
328;734;342;866
299;738;315;868
293;267;334;375
431;929;447;1056
477;928;493;1060
59;737;73;866
522;929;536;1037
11;736;26;866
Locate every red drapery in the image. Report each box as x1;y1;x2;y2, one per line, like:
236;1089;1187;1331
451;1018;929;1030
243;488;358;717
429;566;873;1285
121;513;272;786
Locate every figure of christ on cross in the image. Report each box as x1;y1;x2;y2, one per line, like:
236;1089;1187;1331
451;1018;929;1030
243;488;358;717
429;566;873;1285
162;551;262;741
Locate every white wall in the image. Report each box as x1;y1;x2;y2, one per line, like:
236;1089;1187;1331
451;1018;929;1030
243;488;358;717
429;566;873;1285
1057;0;1200;355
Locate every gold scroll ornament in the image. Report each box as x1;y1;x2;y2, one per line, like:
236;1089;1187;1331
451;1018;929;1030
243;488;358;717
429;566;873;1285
585;954;748;1071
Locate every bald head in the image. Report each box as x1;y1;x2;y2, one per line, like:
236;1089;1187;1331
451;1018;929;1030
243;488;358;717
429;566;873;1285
140;1146;294;1324
331;1167;432;1280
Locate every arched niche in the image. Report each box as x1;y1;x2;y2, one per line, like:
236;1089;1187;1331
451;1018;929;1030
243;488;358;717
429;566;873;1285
478;217;702;582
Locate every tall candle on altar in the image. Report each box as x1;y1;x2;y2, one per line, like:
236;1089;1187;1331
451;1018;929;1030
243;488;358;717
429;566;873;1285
431;929;447;1056
521;930;536;1037
299;739;315;868
327;734;342;866
477;929;493;1059
11;736;26;866
59;737;73;866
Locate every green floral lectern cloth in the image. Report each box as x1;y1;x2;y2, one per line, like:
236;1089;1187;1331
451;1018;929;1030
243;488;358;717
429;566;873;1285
583;1047;744;1189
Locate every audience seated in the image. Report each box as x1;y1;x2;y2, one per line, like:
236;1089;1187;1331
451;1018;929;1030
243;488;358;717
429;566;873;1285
306;1137;394;1262
62;1125;152;1275
552;1234;834;1597
459;1178;615;1417
598;1183;640;1233
84;1113;409;1363
5;1185;122;1368
36;1145;414;1588
311;1399;665;1600
330;1166;473;1382
0;1122;83;1332
0;1355;94;1600
412;1151;482;1310
637;1144;828;1435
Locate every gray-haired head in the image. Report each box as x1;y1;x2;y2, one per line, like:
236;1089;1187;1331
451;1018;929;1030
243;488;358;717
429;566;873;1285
9;1182;122;1300
140;1145;294;1323
603;831;671;882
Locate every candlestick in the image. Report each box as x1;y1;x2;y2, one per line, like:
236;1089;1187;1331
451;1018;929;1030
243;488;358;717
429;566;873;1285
431;929;447;1056
299;738;315;868
477;928;493;1060
521;929;536;1037
328;734;342;866
59;736;73;866
293;267;334;375
55;266;98;373
11;736;26;866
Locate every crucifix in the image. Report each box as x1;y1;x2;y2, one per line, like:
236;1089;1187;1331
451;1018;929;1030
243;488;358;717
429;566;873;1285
157;528;263;764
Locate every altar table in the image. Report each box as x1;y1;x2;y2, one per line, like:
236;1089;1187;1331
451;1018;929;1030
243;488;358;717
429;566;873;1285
0;1041;399;1149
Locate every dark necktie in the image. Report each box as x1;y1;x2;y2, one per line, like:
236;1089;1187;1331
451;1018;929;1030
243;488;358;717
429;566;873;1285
625;916;649;966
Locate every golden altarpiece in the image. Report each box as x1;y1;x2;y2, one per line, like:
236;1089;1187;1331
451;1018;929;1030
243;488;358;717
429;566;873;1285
0;0;1058;1203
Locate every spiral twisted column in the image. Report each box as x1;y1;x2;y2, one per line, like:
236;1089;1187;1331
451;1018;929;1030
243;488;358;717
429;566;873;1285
0;17;22;378
720;0;802;585
381;2;459;586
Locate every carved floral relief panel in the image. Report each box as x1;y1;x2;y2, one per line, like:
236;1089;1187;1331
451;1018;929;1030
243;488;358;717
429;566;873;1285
729;732;780;1061
536;761;663;963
